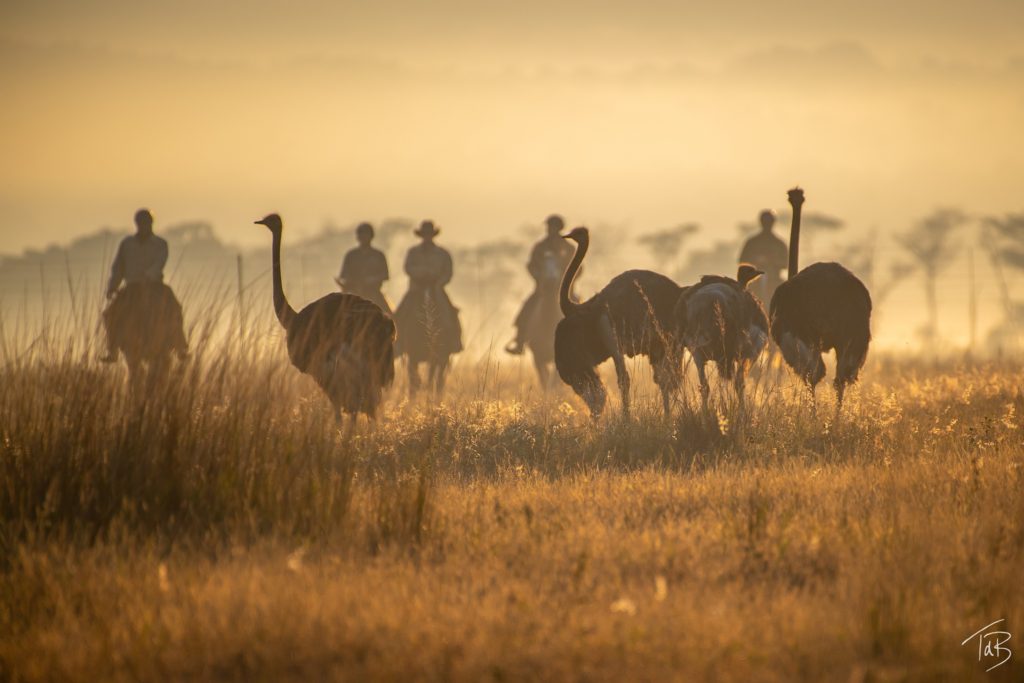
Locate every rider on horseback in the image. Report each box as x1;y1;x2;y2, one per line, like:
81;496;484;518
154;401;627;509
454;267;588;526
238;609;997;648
392;220;463;395
100;209;187;363
335;222;392;315
505;214;576;356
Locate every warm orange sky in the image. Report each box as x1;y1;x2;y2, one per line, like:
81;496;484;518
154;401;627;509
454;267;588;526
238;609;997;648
2;0;1023;254
0;2;1021;263
5;1;1024;66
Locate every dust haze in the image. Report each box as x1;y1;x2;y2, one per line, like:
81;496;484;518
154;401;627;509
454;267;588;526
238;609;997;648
2;0;1024;350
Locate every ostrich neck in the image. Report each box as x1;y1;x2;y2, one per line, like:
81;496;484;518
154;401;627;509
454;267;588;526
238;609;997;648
559;234;588;316
788;201;803;279
271;229;297;328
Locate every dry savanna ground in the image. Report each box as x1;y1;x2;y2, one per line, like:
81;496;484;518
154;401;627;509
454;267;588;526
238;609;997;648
1;328;1022;681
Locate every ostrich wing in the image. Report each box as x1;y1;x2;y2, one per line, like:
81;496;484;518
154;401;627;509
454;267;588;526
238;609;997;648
287;293;395;379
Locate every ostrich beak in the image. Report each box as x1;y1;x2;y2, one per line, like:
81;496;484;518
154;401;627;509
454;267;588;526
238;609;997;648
254;218;268;226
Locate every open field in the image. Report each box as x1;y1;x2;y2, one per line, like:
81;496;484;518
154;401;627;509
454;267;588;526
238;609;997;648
1;333;1022;681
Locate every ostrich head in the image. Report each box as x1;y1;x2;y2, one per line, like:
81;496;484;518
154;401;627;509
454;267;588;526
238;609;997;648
777;331;826;388
255;213;283;232
737;264;764;289
561;226;589;243
787;187;805;209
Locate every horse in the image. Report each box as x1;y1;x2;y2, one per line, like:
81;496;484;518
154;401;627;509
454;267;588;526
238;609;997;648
104;282;187;391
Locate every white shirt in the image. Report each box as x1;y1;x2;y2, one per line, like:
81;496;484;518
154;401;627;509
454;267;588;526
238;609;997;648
108;233;169;293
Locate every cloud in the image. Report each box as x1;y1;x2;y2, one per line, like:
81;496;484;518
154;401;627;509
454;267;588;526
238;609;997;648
725;42;882;81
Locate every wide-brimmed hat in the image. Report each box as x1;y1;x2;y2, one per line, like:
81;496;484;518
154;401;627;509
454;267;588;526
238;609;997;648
415;220;440;237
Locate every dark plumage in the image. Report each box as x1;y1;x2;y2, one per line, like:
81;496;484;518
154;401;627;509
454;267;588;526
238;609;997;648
256;214;396;423
554;227;683;418
770;262;871;399
769;189;872;406
675;264;769;406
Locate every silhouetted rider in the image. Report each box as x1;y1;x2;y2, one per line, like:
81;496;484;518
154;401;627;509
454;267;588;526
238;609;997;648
100;209;186;362
106;208;168;297
393;220;463;362
335;222;391;314
738;209;788;304
505;214;575;355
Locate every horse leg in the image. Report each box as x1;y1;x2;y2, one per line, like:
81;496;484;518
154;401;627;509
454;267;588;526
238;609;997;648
598;315;629;418
150;354;170;390
433;357;449;396
407;359;421;398
332;403;348;434
343;413;357;438
126;357;145;398
533;352;549;390
426;361;437;395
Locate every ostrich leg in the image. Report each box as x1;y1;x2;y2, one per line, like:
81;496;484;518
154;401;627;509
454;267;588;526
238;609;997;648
598;315;630;417
734;362;747;413
694;353;711;410
834;343;863;415
834;377;848;419
654;363;672;417
650;350;676;418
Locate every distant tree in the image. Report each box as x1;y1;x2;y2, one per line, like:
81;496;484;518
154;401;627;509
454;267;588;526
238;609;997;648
834;231;913;307
981;212;1024;351
982;212;1024;301
375;219;415;251
451;239;528;343
674;239;742;287
776;210;845;262
637;223;699;273
895;208;968;347
776;210;845;231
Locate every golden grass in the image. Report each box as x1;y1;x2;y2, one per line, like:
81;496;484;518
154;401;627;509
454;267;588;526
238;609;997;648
1;332;1022;681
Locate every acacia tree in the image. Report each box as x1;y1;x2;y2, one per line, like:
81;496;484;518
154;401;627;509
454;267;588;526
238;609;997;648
775;210;844;262
981;213;1024;349
836;233;913;308
895;208;968;347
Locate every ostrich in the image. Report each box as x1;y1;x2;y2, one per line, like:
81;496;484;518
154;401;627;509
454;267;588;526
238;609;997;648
675;264;769;408
255;214;396;425
554;227;683;418
768;189;872;408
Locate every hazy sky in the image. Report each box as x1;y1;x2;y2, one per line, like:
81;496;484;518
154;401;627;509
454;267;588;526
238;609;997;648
5;0;1024;66
1;0;1023;256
